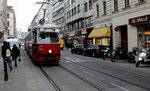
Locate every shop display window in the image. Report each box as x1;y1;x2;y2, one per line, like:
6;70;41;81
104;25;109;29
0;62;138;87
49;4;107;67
95;38;110;46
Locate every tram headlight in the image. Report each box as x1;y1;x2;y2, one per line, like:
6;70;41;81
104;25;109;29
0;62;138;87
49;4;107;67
48;50;52;53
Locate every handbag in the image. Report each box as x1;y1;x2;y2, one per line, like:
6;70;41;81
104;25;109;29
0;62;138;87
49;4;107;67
18;57;21;62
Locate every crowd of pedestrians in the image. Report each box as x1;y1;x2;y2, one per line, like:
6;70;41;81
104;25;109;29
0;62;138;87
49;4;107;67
1;41;21;81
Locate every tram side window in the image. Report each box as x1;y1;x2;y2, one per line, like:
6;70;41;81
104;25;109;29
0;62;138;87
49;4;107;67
39;32;59;44
33;29;37;43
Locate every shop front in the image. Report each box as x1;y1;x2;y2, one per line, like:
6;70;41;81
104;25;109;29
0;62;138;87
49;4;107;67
72;28;93;45
129;14;150;49
88;27;111;46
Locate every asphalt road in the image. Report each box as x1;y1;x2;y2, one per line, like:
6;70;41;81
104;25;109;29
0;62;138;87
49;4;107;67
60;49;150;91
1;48;149;91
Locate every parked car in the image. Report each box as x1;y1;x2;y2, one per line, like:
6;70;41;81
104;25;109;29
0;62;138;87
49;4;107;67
71;43;88;55
83;44;111;58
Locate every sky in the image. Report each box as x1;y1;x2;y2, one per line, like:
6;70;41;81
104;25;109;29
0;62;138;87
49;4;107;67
7;0;43;32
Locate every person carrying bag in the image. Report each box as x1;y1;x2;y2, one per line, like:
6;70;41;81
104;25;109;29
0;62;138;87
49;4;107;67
1;41;12;71
12;44;20;67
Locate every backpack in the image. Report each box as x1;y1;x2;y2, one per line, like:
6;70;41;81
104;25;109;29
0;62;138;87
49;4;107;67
6;49;11;57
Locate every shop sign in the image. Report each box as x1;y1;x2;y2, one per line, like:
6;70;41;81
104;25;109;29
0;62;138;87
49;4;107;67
81;28;87;34
69;31;75;36
129;15;150;25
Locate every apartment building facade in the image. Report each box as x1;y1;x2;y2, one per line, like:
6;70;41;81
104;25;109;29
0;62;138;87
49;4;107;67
47;0;150;51
92;0;150;51
51;0;66;38
63;0;93;46
7;6;17;38
0;0;7;43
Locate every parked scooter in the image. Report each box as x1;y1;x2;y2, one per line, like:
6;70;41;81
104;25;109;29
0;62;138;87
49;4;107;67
103;48;112;60
135;48;150;67
111;47;136;63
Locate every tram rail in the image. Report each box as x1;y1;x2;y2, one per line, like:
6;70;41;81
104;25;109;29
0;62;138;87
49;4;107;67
61;57;150;91
39;66;62;91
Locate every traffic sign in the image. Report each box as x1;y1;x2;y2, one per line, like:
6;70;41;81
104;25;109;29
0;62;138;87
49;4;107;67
114;26;120;32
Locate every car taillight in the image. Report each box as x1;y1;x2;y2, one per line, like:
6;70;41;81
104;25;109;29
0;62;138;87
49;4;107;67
80;48;84;50
95;47;99;50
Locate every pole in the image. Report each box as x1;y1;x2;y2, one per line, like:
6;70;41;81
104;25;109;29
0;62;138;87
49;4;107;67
4;59;8;81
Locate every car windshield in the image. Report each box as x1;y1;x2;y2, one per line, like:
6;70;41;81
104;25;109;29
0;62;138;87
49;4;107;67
97;45;110;50
75;44;83;48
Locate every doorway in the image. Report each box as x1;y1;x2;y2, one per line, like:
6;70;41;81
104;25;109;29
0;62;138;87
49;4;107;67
120;25;128;51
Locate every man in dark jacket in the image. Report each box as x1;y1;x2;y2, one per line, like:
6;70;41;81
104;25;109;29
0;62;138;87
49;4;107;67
1;41;12;70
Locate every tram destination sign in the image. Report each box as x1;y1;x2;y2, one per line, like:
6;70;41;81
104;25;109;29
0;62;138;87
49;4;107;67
129;14;150;25
44;28;55;32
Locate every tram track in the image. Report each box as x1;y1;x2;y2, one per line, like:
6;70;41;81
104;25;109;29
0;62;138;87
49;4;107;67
61;57;150;91
60;58;105;91
39;66;62;91
60;64;105;91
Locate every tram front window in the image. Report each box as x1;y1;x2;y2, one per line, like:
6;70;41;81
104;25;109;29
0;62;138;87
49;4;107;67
39;32;59;44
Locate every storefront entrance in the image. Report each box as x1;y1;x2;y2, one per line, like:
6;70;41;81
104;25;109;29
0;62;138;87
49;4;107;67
120;25;128;51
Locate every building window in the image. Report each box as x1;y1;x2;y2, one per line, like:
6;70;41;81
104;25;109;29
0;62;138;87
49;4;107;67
77;4;80;13
7;14;9;18
72;9;73;16
71;0;75;4
67;12;69;18
81;20;84;28
114;0;118;11
74;7;76;15
138;0;144;3
96;5;99;17
84;2;88;12
103;1;106;14
89;0;92;10
69;11;71;17
85;17;92;26
7;21;9;27
125;0;129;7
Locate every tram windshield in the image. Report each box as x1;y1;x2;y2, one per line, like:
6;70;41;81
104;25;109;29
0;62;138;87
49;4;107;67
38;32;59;44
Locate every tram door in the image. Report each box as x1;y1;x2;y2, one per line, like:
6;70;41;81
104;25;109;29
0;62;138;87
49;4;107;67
120;25;128;51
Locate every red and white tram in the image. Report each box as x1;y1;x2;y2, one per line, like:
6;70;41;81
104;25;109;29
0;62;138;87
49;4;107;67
25;24;60;64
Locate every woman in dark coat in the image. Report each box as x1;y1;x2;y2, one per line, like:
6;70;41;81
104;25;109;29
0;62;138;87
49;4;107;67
12;44;20;67
1;41;12;70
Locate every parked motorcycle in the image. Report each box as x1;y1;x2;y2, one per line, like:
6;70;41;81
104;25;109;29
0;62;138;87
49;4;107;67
111;47;136;63
135;50;150;67
127;47;139;63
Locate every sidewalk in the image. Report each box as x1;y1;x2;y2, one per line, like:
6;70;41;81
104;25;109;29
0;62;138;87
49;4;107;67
0;50;56;91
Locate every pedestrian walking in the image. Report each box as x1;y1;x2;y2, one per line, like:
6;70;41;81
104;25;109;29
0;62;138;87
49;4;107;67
12;44;20;67
1;41;12;71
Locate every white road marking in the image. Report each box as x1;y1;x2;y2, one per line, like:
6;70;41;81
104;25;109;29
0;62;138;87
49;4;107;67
83;70;105;80
65;60;71;63
64;57;86;62
83;70;95;76
111;82;130;91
